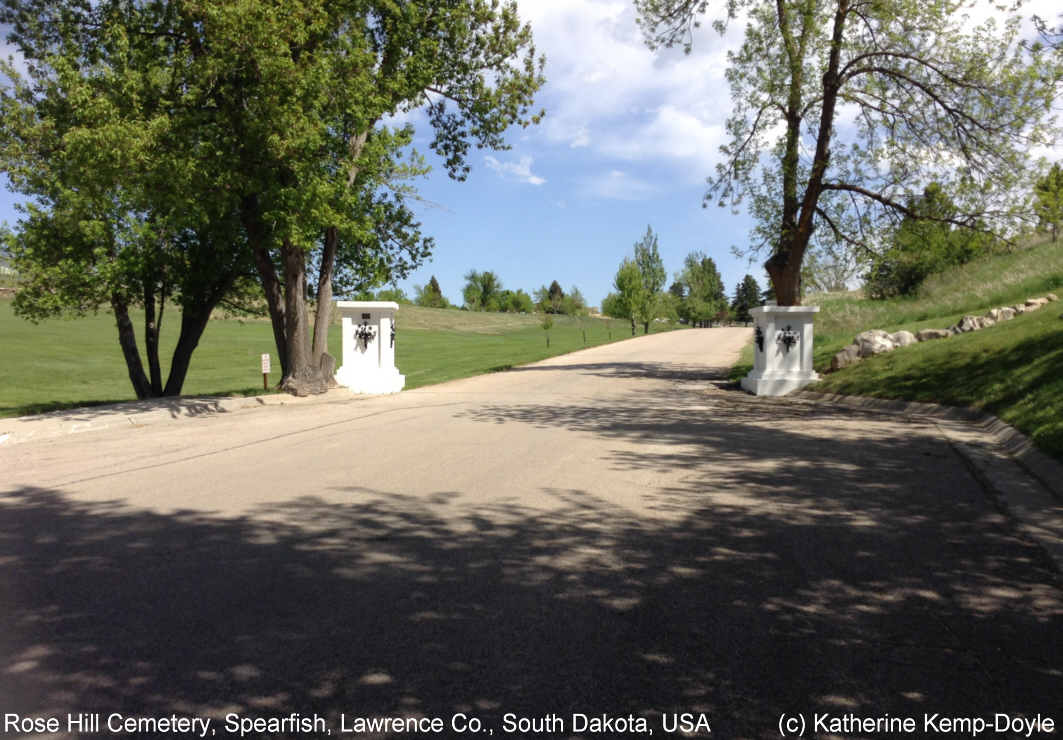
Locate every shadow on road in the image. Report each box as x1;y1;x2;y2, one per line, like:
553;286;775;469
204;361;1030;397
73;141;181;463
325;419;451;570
2;376;1061;738
497;360;736;383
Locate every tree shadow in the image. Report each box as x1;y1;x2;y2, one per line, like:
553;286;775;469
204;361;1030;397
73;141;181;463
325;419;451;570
2;394;262;424
497;360;736;383
2;348;1060;737
2;463;1059;738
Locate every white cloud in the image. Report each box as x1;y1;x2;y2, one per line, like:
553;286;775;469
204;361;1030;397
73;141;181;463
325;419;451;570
516;0;734;177
485;154;547;185
580;169;659;200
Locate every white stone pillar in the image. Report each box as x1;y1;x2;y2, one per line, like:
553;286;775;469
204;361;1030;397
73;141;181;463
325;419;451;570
334;301;405;394
741;305;820;396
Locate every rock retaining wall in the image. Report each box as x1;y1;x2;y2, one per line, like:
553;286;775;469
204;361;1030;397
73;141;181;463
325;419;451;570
830;293;1059;372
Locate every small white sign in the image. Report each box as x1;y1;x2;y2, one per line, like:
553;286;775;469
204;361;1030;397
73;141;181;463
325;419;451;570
261;353;271;373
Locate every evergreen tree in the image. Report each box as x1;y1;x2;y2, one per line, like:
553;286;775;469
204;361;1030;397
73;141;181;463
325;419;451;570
1034;163;1063;243
415;275;449;308
731;274;762;322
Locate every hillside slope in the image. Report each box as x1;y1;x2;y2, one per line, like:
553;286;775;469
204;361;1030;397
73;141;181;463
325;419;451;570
804;238;1063;458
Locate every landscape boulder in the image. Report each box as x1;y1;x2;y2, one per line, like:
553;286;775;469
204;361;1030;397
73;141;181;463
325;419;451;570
1012;304;1027;314
951;315;984;333
854;329;896;357
916;328;952;342
1047;293;1058;302
998;307;1016;321
831;344;862;372
1024;298;1047;311
986;308;1002;321
890;330;918;347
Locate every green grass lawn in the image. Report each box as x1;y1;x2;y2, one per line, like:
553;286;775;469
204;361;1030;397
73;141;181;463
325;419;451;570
812;304;1063;457
730;238;1063;459
0;300;676;418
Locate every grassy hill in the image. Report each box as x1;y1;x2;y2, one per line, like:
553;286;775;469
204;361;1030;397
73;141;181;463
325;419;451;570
733;237;1063;458
0;300;672;418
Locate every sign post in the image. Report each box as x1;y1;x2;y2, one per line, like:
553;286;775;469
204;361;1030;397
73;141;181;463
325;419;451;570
261;353;271;391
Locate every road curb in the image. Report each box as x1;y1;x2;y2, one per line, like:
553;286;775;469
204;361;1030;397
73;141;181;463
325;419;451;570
795;390;1063;571
0;389;364;447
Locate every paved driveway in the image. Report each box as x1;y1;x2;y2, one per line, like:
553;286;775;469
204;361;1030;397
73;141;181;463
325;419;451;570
1;328;1060;739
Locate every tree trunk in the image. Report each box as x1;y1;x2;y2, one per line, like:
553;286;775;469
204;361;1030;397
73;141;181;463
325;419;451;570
643;321;649;334
312;226;338;363
282;239;311;378
111;293;155;400
143;281;163;396
280;239;327;396
242;195;289;377
161;269;237;396
766;250;802;306
162;308;212;396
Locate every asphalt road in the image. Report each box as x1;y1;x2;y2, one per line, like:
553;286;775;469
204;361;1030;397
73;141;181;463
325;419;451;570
1;328;1060;739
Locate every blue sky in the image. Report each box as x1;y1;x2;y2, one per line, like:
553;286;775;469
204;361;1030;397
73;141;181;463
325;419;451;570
3;0;1060;308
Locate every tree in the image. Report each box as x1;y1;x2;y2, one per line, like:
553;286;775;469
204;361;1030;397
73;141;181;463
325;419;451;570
463;270;504;311
1034;163;1063;243
800;244;862;295
731;274;762;323
600;292;626;319
630;225;667;334
415;276;450;308
220;0;544;393
562;285;588;316
675;251;725;327
496;288;533;313
546;280;565;313
865;183;992;299
7;0;545;396
1;2;256;399
635;0;1061;306
612;259;646;335
373;287;411;304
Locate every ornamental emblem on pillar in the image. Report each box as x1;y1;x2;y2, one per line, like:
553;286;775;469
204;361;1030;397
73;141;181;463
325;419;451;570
776;325;800;352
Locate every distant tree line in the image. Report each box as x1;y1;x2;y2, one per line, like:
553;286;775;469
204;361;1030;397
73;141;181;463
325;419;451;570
600;225;765;331
378;272;589;316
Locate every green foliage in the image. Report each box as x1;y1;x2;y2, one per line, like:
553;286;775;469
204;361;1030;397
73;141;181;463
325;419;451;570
1;0;546;386
498;289;534;313
1034;163;1063;243
463;270;504;311
674;251;725;326
865;184;994;299
612;258;646;333
0;8;259;397
371;287;411;304
731;274;762;322
534;280;566;313
610;225;668;334
414;275;451;308
635;0;1062;305
600;292;624;319
633;226;666;295
533;281;586;315
562;285;588;316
